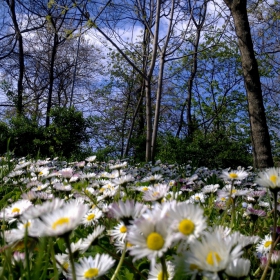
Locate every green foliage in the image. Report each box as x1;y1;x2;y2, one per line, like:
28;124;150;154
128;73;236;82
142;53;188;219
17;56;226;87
45;106;90;158
156;130;253;168
130;134;146;162
95;146;118;162
0;122;9;155
0;107;91;160
7;116;44;157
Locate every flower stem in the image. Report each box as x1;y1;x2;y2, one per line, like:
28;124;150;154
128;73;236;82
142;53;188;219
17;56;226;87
24;229;31;280
260;190;279;280
160;256;167;280
230;197;236;229
111;241;127;280
64;233;76;280
272;190;278;242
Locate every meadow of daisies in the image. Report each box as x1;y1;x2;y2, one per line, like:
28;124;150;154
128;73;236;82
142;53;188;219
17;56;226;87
0;155;280;280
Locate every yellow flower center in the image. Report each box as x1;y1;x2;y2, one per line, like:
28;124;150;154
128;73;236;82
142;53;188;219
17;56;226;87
142;187;148;191
178;219;195;235
84;268;99;278
24;222;31;228
119;225;127;233
39;171;44;176
229;173;238;179
157;271;168;280
63;262;69;270
127;242;133;248
206;251;222;266
190;263;199;271
52;217;70;229
13;241;25;251
87;213;95;221
264;241;272;248
146;232;164;250
231;189;237;194
220;197;226;201
195;196;200;200
12;207;20;213
153;192;160;197
270;175;277;184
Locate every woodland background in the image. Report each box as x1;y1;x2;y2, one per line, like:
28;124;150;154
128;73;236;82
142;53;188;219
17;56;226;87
0;0;280;168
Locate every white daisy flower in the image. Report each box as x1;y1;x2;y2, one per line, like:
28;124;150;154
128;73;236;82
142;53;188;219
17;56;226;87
3;218;40;243
71;254;115;280
220;169;248;182
226;231;260;249
114;239;134;253
12;251;26;265
8;170;25;178
80;173;97;180
133;186;151;192
108;222;128;242
82;208;103;226
271;250;280;264
218;186;249;198
21;198;64;220
34;201;88;237
31;182;49;192
20;191;36;201
85;155;96;162
59;168;74;179
66;226;105;255
169;202;207;244
127;215;174;262
109;162;127;170
142;184;170;202
148;261;175;280
188;192;206;204
108;200;147;224
113;174;135;185
225;258;250;278
256;167;280;190
55;253;70;276
185;230;243;276
0;200;32;220
141;174;163;183
53;182;72;191
202;184;219;193
14;161;31;171
256;234;273;254
81;225;106;251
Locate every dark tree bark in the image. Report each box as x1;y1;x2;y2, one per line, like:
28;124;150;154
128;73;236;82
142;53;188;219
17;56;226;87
7;0;24;116
223;0;273;168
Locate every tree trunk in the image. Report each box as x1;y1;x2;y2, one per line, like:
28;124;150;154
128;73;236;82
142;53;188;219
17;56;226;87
223;0;273;168
176;0;207;138
45;32;58;127
123;86;143;157
8;0;24;116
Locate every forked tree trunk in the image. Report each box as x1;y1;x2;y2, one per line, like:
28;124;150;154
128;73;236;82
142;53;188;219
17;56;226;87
223;0;273;168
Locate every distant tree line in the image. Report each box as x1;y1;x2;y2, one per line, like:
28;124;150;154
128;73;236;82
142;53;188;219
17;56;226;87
0;0;280;167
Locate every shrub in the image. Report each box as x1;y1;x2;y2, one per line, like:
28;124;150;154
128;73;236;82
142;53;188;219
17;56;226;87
156;130;253;168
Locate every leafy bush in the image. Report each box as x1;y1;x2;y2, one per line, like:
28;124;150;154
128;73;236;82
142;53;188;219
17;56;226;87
156;130;253;168
0;107;92;159
44;106;91;158
0;121;9;155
